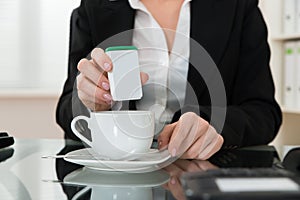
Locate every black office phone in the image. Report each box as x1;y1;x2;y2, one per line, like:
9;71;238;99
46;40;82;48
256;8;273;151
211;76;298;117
181;168;300;200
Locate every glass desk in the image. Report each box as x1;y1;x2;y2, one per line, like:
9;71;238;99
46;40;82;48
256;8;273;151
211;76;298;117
0;138;299;200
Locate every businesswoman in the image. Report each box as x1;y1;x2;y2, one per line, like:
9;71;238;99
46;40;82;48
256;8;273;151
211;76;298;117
56;0;282;159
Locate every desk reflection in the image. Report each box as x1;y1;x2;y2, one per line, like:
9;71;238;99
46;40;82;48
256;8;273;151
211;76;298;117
55;141;278;200
0;147;14;163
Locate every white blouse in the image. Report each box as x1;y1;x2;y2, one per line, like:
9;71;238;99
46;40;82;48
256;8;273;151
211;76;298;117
128;0;191;133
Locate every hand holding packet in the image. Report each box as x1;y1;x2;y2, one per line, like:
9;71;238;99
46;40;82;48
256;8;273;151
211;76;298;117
105;46;143;101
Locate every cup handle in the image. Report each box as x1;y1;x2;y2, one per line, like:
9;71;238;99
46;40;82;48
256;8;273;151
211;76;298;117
71;116;92;147
71;186;91;200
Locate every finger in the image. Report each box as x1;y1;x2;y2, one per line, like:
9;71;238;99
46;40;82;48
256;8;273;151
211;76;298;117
195;126;223;160
162;162;190;200
77;75;112;103
78;91;111;111
180;131;212;160
78;59;110;90
140;72;149;85
157;122;177;149
161;183;170;191
91;48;112;72
163;162;183;177
168;113;199;157
192;160;219;171
199;125;220;153
174;114;211;159
180;135;207;159
167;176;186;200
78;90;109;105
197;134;224;160
182;127;223;160
172;159;201;173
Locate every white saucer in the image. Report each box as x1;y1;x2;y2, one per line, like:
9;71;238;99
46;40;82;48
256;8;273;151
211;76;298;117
64;148;172;173
63;167;170;187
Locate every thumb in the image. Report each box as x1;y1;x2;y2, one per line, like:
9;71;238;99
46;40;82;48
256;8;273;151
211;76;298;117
140;72;149;85
157;122;177;149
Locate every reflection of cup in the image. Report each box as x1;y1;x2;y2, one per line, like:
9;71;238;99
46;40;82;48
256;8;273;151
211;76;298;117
64;168;169;200
71;111;154;160
72;186;152;200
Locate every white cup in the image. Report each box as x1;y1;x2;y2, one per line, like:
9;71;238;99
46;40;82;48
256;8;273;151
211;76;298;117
71;111;154;160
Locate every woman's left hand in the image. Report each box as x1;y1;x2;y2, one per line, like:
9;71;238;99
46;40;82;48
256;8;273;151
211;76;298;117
158;112;224;160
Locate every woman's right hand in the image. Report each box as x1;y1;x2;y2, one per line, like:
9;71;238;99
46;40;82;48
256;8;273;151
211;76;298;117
77;48;113;111
77;48;148;111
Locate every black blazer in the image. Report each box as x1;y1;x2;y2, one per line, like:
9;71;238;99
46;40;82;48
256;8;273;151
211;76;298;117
56;0;282;148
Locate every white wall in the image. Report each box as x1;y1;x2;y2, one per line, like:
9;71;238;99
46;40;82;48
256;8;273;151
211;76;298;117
0;96;63;138
0;0;80;138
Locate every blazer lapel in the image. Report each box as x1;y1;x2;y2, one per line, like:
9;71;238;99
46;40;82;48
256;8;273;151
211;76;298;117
186;0;237;105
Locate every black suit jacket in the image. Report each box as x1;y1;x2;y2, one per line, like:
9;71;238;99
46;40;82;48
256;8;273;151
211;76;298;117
56;0;282;148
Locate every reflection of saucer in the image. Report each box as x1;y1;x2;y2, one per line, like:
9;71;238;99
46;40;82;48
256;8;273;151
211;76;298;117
63;167;170;187
64;148;171;172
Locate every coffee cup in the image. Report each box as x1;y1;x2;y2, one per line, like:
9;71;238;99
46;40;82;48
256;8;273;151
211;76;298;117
71;111;154;160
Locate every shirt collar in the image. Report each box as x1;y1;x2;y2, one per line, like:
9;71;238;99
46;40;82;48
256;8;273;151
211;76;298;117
128;0;192;10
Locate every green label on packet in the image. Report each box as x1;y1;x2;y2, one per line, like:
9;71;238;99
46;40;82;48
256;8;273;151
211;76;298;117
105;46;138;52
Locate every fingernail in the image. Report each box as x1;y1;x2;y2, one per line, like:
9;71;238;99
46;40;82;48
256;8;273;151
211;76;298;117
103;62;111;71
158;141;162;148
103;93;112;101
171;177;176;185
102;82;110;90
172;148;177;157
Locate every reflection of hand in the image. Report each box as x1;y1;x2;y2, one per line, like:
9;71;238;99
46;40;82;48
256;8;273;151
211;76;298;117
158;112;224;159
77;48;149;111
163;159;218;200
